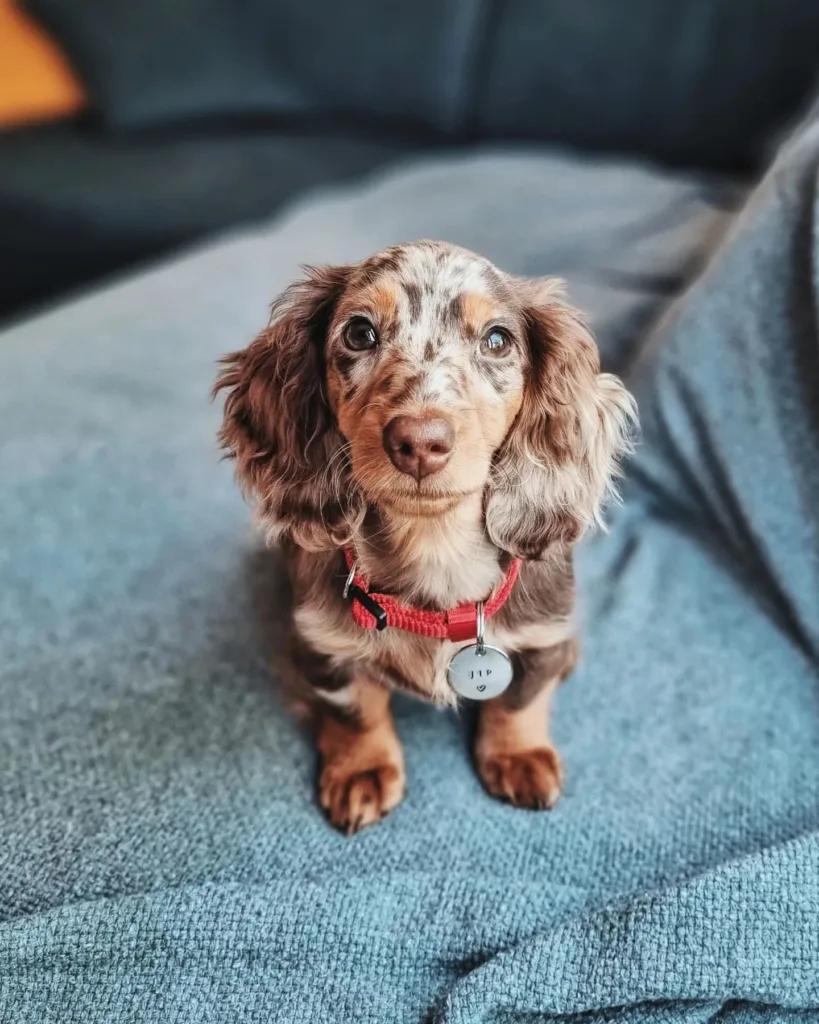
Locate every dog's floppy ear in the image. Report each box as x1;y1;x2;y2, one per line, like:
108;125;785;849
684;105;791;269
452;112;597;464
485;278;637;559
213;265;364;551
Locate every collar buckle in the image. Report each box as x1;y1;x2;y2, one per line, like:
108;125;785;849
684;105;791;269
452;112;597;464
343;563;388;631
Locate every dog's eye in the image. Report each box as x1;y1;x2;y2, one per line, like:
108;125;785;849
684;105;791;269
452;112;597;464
344;317;379;351
482;328;510;355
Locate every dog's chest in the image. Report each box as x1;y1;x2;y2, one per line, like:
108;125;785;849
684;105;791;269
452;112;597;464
386;521;502;609
292;543;575;709
386;632;463;707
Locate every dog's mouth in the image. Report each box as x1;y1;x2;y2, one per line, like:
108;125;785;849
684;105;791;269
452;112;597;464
359;472;486;517
347;435;491;516
377;487;480;515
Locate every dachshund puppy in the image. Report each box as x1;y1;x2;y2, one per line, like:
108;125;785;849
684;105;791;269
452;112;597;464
214;241;636;833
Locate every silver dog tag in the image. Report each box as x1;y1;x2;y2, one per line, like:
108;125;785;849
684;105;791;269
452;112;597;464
447;643;514;700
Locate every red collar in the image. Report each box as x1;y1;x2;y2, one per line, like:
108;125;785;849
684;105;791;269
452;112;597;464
343;549;521;642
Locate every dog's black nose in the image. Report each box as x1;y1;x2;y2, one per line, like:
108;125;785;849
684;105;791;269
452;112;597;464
383;415;455;479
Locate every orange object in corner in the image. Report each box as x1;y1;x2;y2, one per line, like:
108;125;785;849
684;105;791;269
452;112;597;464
0;0;87;127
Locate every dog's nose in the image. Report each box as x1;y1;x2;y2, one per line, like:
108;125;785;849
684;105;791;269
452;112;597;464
383;415;455;479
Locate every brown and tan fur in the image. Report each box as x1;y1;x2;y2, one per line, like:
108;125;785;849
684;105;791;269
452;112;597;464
214;241;636;833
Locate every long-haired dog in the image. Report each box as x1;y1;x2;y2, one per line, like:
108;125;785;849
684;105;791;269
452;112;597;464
214;241;636;833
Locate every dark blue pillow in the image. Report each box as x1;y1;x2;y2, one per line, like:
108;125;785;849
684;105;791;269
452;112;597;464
476;0;819;170
22;0;284;129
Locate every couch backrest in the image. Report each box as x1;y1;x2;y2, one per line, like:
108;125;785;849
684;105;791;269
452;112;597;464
24;0;819;171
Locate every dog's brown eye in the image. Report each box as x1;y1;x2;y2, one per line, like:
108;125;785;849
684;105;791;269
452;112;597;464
482;328;510;355
344;317;379;351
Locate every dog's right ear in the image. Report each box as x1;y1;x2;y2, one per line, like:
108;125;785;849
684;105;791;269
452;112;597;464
213;265;363;551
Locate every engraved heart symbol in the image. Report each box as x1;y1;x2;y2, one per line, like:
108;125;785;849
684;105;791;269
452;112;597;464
477;684;486;692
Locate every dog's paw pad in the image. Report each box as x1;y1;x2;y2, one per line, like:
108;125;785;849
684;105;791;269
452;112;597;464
479;746;562;810
320;761;405;834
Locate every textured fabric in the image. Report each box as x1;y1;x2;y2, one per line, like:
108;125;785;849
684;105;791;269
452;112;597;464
2;141;817;1022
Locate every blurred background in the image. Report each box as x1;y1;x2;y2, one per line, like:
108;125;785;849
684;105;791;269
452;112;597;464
2;0;818;328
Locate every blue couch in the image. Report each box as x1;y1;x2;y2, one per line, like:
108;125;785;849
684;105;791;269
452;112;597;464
2;6;819;1022
2;0;819;320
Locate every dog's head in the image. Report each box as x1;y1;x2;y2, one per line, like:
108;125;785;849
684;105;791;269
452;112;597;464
214;241;636;556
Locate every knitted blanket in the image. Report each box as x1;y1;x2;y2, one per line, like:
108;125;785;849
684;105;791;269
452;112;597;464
1;122;817;1020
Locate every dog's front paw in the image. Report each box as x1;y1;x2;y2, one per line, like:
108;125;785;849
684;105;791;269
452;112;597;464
319;757;406;835
478;746;562;810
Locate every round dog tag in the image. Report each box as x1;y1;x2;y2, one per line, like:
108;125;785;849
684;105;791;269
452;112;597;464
447;643;513;700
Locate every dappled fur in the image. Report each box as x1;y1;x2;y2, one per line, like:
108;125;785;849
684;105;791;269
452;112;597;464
214;241;637;831
215;265;366;552
485;277;637;557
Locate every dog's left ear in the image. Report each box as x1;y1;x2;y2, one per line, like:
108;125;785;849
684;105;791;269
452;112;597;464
485;278;637;559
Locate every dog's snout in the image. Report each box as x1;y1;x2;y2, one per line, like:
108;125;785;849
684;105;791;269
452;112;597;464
383;415;454;479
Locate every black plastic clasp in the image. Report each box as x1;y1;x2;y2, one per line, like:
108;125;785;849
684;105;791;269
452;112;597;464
346;584;388;631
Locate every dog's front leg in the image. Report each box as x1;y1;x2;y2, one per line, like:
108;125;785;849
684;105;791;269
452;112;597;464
315;678;406;834
475;639;577;810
